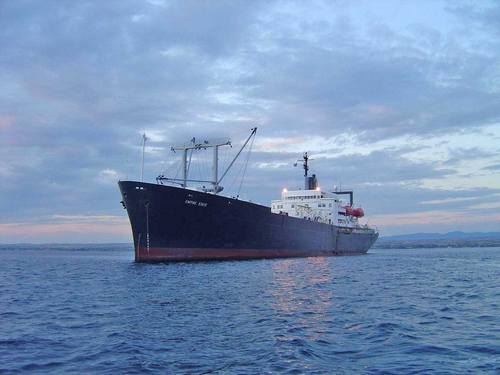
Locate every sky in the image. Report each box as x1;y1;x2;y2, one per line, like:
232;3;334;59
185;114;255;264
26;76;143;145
1;0;500;243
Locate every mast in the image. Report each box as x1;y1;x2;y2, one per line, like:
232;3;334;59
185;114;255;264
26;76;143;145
141;133;148;182
170;139;230;192
301;152;309;189
182;148;188;187
302;152;309;177
160;128;257;194
295;152;317;190
212;146;219;193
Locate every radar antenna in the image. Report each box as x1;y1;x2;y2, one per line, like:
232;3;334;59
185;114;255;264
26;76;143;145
294;152;316;190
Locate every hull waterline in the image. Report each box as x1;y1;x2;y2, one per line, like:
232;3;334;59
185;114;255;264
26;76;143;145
119;181;378;262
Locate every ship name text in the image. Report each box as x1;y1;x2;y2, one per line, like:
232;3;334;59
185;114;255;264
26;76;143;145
185;199;208;207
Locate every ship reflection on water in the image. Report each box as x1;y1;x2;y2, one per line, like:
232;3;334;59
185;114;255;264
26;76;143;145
268;257;335;343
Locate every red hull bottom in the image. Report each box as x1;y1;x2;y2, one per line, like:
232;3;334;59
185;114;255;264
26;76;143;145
135;246;368;262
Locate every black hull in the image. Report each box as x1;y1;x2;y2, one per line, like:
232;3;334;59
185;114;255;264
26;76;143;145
118;181;378;262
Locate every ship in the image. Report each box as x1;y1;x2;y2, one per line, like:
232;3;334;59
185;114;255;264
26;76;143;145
118;128;378;262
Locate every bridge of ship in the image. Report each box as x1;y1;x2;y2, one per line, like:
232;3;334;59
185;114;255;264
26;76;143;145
271;188;360;227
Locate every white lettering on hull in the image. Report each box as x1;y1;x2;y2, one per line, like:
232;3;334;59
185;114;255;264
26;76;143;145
185;199;208;207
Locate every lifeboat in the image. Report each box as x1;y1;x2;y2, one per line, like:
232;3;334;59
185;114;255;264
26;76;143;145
345;206;364;218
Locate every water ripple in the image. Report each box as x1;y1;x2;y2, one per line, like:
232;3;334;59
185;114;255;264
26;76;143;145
0;245;499;373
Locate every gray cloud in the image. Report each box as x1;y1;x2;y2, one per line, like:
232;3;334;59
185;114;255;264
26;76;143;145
482;163;500;171
1;0;499;239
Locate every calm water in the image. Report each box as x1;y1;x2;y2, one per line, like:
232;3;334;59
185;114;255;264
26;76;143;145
1;245;499;374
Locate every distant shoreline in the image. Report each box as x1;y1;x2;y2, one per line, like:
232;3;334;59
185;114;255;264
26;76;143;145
2;231;500;248
1;241;499;250
0;243;133;248
374;238;500;249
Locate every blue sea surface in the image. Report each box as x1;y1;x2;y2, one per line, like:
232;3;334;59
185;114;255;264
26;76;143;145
1;245;499;374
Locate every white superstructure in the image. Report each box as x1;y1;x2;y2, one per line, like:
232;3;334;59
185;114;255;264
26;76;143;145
270;152;366;228
271;188;359;227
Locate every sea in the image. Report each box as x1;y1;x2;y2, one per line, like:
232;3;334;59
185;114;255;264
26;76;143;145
1;245;499;374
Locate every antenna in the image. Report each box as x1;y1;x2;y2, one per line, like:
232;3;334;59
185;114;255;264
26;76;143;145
296;152;315;189
141;133;148;182
295;152;313;176
302;152;309;177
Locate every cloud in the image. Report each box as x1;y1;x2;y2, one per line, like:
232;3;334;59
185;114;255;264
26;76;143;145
1;0;500;241
371;209;500;228
97;169;120;184
467;202;500;210
448;2;500;37
0;115;15;130
0;217;130;243
483;163;500;171
419;197;478;205
50;214;126;223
